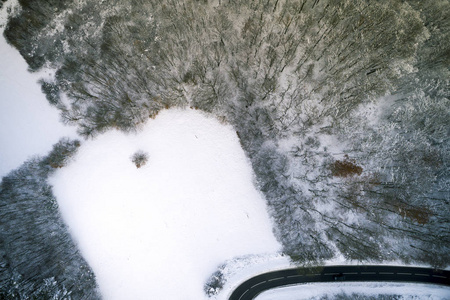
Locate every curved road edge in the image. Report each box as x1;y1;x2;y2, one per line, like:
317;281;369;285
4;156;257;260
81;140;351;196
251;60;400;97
228;265;450;300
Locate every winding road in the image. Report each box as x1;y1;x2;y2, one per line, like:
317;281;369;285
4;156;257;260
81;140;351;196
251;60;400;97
229;265;450;300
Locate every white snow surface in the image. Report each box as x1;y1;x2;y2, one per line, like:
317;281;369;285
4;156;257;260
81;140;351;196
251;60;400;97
256;282;450;300
49;108;281;300
0;14;77;178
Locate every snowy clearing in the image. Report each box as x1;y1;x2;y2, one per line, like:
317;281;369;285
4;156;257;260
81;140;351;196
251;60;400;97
256;282;450;300
49;108;281;300
0;24;77;178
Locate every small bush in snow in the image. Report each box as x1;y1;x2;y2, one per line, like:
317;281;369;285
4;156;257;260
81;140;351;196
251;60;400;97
131;150;149;168
204;270;225;297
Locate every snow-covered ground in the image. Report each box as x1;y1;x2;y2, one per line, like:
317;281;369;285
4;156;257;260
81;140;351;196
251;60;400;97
256;282;450;300
49;108;282;300
0;7;78;178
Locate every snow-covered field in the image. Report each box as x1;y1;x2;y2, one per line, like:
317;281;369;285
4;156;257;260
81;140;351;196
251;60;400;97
256;282;450;300
0;11;77;178
49;109;281;300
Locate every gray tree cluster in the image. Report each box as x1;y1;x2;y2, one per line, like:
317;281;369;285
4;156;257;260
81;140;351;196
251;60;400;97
0;139;100;299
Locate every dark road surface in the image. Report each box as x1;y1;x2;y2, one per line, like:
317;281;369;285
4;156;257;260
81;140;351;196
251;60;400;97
229;265;450;300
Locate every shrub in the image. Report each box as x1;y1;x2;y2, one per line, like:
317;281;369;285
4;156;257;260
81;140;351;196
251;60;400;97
330;155;363;177
131;150;149;168
204;270;225;297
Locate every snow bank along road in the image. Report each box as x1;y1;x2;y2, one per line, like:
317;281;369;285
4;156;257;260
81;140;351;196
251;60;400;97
229;265;450;300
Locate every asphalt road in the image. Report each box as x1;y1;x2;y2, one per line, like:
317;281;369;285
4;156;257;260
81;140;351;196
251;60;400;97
228;265;450;300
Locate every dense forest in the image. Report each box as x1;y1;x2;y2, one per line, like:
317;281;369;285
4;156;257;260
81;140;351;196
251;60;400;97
0;139;100;299
1;0;449;297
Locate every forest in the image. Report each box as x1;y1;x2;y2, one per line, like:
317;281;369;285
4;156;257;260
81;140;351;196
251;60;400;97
0;139;100;298
1;0;449;297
